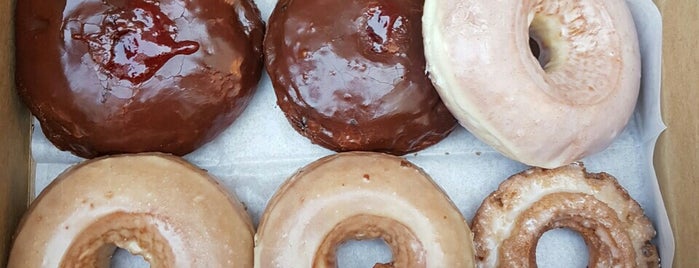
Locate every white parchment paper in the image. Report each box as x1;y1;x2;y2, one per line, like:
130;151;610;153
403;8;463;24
29;0;673;266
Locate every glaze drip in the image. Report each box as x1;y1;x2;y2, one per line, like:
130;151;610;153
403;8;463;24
74;0;199;84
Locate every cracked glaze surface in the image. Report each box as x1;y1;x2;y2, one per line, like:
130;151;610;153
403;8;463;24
265;0;456;155
471;164;658;267
15;0;265;158
422;0;641;168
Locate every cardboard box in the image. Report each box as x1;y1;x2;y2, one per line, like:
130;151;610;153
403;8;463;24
0;0;32;265
0;0;696;267
652;0;699;267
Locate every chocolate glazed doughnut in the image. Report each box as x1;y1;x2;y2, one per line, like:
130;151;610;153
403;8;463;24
264;0;457;155
15;0;265;158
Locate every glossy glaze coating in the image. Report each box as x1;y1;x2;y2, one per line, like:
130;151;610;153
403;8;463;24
471;164;658;267
255;152;475;267
15;0;265;158
423;0;641;168
8;154;254;267
265;0;456;155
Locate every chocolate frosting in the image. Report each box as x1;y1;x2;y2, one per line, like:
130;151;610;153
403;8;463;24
265;0;456;155
15;0;265;158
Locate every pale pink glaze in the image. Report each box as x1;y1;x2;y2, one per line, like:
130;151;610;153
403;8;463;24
423;0;641;168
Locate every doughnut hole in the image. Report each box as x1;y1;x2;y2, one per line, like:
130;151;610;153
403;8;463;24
61;212;175;267
337;239;393;267
525;1;622;105
314;215;425;267
528;38;541;63
535;228;589;267
528;36;550;70
496;193;642;267
527;15;560;72
111;248;150;267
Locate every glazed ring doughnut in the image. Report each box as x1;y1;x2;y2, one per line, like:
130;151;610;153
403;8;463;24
254;152;475;267
471;163;659;267
422;0;641;168
8;154;253;267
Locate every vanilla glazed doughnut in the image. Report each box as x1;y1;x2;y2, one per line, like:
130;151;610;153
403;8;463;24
422;0;641;168
471;163;659;267
8;154;253;267
254;152;475;267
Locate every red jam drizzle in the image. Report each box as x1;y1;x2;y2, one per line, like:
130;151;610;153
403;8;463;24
73;0;199;84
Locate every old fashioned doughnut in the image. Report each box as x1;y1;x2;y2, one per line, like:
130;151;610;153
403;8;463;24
8;154;253;267
255;152;475;267
265;0;456;155
471;163;659;267
15;0;264;158
423;0;641;168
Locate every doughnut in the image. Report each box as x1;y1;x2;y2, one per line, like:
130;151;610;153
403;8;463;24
255;152;475;267
422;0;641;168
8;154;253;267
14;0;265;158
264;0;457;155
471;163;659;267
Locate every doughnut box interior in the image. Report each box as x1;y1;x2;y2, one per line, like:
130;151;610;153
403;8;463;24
0;0;697;267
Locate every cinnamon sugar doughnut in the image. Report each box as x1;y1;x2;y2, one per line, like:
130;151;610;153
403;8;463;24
471;163;659;267
422;0;641;168
8;154;253;267
254;152;475;267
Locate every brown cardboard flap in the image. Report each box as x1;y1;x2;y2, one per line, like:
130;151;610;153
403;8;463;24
653;0;699;267
0;0;32;266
